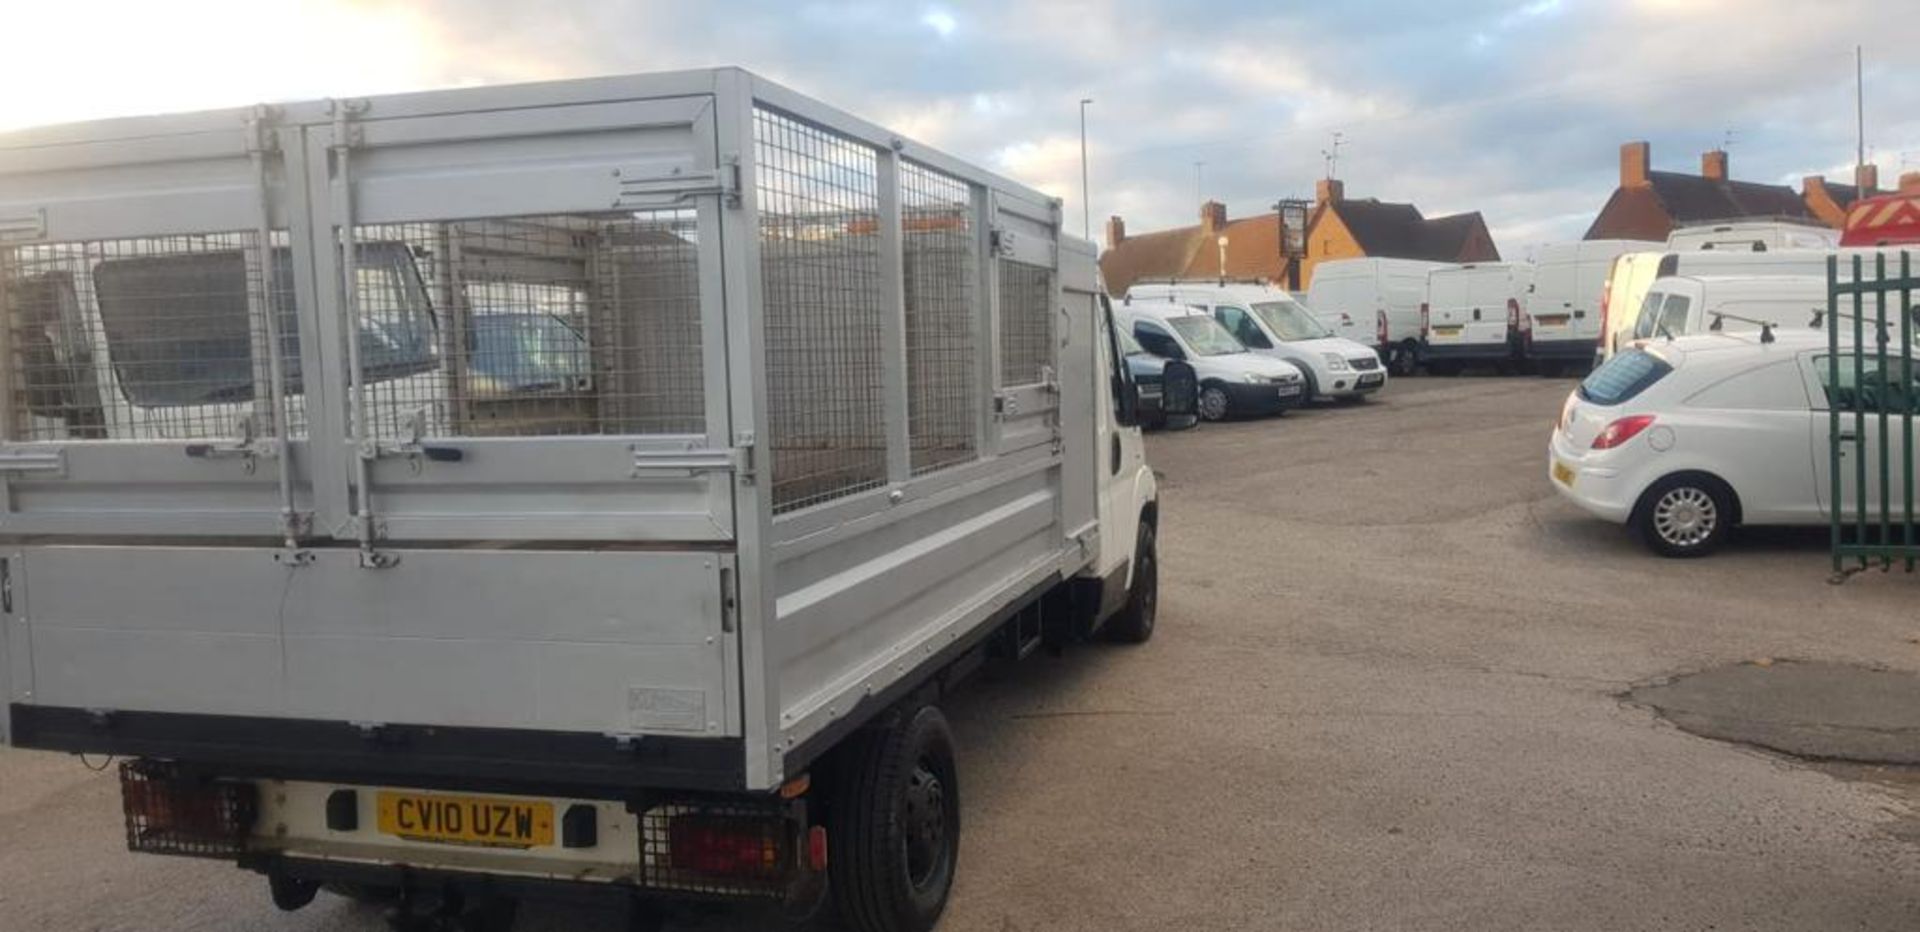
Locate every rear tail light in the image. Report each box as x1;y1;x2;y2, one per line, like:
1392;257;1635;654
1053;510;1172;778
120;760;257;859
1591;414;1656;450
1419;302;1430;337
669;815;786;880
1377;309;1389;346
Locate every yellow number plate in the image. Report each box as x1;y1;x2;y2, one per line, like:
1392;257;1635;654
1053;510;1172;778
376;791;555;849
1552;460;1576;487
1432;326;1462;337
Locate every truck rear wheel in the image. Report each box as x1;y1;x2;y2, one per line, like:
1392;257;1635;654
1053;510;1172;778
828;705;959;932
1105;522;1158;644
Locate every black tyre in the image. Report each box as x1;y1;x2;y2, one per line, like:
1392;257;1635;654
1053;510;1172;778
1298;370;1318;406
1197;383;1231;422
1633;473;1734;558
827;705;960;932
1106;521;1158;644
1389;340;1421;376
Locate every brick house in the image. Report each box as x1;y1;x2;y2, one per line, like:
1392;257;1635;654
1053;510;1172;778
1099;179;1499;293
1585;141;1880;241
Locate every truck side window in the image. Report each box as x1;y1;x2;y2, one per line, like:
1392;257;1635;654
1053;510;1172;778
1213;306;1270;349
1133;322;1183;360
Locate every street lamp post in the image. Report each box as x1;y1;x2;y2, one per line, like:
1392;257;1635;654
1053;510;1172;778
1079;98;1093;241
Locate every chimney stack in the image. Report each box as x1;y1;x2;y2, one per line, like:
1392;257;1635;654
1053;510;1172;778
1200;200;1227;235
1701;149;1728;182
1857;162;1881;193
1315;177;1345;208
1105;215;1127;250
1620;141;1651;188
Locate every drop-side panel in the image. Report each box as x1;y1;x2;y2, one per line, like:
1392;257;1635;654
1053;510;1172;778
307;95;737;542
12;546;739;738
769;457;1065;752
0;119;318;537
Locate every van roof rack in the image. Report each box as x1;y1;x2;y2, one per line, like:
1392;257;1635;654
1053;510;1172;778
1707;311;1777;343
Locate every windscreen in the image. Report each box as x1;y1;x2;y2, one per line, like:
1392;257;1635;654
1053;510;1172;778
1251;300;1333;340
1579;349;1672;405
1168;316;1246;356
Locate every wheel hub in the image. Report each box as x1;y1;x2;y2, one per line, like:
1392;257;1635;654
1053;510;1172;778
902;763;947;888
1654;487;1717;547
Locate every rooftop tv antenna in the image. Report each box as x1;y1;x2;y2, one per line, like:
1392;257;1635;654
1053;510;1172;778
1322;132;1345;180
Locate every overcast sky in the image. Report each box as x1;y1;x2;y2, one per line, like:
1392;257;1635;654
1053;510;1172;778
3;0;1915;255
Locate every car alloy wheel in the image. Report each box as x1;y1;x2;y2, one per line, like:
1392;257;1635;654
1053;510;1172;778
1652;486;1718;550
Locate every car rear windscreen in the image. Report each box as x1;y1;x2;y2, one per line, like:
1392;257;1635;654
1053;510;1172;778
1578;349;1672;405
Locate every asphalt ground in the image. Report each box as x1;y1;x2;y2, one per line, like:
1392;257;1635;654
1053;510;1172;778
5;375;1920;931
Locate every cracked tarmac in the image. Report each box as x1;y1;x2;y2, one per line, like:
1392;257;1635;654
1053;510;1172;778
5;375;1920;931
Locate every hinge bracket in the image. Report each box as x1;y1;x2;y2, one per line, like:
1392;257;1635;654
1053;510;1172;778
0;209;47;244
614;155;741;210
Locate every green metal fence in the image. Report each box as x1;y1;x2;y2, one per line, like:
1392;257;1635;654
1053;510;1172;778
1828;251;1919;578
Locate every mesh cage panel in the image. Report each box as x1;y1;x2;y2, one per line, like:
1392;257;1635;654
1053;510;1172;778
901;162;980;475
998;261;1054;388
344;211;704;440
120;760;258;859
0;232;302;441
637;801;794;898
754;107;888;513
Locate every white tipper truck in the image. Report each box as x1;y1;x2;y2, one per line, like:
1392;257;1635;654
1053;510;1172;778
0;68;1194;932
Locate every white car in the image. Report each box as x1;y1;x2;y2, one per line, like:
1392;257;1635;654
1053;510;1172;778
1124;282;1386;402
1116;303;1307;421
1549;329;1914;557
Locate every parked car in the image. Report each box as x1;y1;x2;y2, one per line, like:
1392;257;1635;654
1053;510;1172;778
1550;329;1912;557
1124;282;1386;403
1117;323;1199;430
1626;275;1830;345
1116;303;1306;420
1527;240;1648;373
1666;220;1839;252
1305;257;1451;375
1420;262;1533;374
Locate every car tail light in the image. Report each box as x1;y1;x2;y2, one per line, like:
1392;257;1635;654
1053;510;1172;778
1591;414;1656;450
1377;309;1389;345
1419;302;1430;337
120;760;258;859
669;815;785;880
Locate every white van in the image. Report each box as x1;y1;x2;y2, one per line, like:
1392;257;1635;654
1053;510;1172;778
1116;303;1306;420
1124;282;1386;402
1420;262;1533;373
1598;248;1877;362
1666;221;1839;252
1527;240;1647;371
1305;258;1451;375
1627;275;1830;345
1598;250;1666;361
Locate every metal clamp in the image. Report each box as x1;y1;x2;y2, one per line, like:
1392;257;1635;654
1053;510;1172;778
0;448;66;477
0;209;46;243
630;441;752;480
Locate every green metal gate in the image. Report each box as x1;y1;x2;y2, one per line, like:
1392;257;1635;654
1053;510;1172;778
1827;252;1919;577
